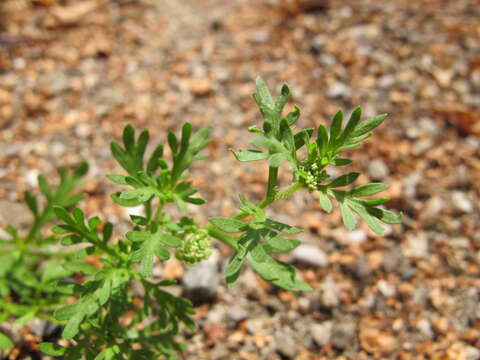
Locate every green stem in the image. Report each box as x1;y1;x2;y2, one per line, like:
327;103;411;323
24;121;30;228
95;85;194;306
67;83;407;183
154;199;165;223
205;226;238;250
144;200;152;221
266;167;278;201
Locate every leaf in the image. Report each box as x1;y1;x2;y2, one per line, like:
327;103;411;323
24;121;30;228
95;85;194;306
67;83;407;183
268;152;287;167
127;230;173;277
352;114;387;137
338;107;362;143
39;342;66;356
284;105;300;126
254;76;274;109
328;172;360;188
231;149;268;162
209;217;246;233
340;202;357;230
263;218;302;234
329;110;343;143
224;253;245;288
346;201;383;234
350;183;388;197
0;333;13;350
332;158;352;166
24;190;38;216
111;192;144;207
119;188;156;202
262;230;300;253
106;174;128;185
319;192;333;213
247;254;312;291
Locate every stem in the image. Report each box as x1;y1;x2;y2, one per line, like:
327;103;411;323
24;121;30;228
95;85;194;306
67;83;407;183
265;167;278;201
206;226;238;250
144;199;152;221
154;199;165;223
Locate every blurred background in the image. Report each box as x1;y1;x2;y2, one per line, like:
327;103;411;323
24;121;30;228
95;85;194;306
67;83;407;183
0;0;479;359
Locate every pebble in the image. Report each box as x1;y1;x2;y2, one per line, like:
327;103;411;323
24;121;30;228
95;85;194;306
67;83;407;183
345;229;367;245
292;244;329;268
327;82;351;99
403;232;429;258
416;318;434;340
182;250;220;304
225;306;248;328
367;159;390;181
451;191;474;213
310;321;333;346
331;321;357;350
274;331;298;359
320;275;340;308
377;280;396;297
352;256;371;279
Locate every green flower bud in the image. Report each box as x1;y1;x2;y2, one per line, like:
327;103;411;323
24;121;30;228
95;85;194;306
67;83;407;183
175;228;212;266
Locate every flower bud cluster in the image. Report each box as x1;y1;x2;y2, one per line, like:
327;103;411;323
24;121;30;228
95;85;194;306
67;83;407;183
299;161;327;191
175;227;212;266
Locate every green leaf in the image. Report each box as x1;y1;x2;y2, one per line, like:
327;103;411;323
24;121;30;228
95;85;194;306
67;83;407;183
224;253;245;288
337;107;362;144
127;230;174;277
268;153;287;167
340;203;357;230
106;174;128;185
328;172;360;188
231;149;268;162
39;343;66;356
119;188;156;202
247;254;312;291
263;218;302;234
284;105;300;126
329;110;343;143
111;192;144;207
332;158;352;166
209;217;246;233
24;190;38;216
350;183;388;197
254;76;274;109
262;230;300;253
0;333;13;350
319;192;333;213
349;201;385;235
352;114;387;137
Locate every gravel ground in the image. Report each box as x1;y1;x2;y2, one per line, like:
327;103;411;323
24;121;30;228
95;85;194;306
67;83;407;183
1;0;480;359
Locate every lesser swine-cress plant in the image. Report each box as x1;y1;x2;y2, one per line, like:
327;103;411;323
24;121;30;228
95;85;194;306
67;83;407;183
28;77;400;359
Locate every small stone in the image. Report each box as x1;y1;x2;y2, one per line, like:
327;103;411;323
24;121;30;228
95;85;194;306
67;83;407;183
416;318;434;339
421;196;444;224
320;276;339;308
403;232;429;258
310;321;333;346
188;78;213;96
345;229;367;245
182;250;219;304
327;82;351;99
331;321;357;350
367;159;390;181
352;256;371;279
275;331;298;359
377;280;396;297
451;191;474;213
292;244;329;268
226;306;248;328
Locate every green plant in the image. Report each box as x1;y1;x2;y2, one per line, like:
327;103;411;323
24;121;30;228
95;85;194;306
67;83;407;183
0;163;88;350
1;77;401;358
